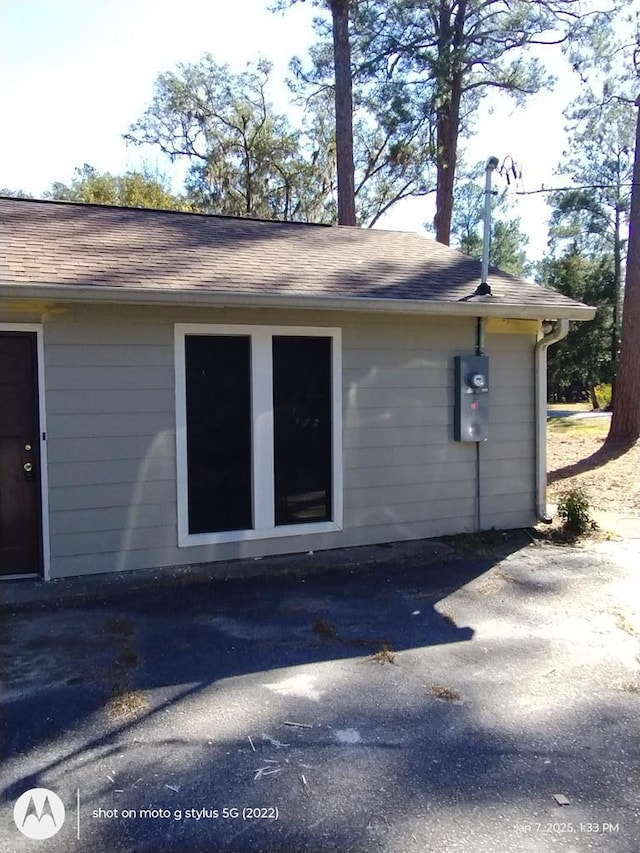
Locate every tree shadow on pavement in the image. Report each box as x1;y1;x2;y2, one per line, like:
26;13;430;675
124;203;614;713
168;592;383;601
548;437;636;485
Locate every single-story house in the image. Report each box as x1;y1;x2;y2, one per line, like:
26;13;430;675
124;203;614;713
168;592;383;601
0;197;594;580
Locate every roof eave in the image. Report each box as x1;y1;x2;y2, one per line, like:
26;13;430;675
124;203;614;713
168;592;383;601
0;282;596;322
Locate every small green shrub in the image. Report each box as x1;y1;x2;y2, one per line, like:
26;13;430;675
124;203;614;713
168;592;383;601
557;487;593;535
594;383;612;410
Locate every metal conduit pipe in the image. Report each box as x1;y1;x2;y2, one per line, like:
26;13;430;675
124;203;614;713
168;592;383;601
475;317;485;532
535;319;570;523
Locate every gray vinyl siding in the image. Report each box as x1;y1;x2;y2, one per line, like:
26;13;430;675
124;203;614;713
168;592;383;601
41;304;537;578
479;333;535;529
341;321;535;543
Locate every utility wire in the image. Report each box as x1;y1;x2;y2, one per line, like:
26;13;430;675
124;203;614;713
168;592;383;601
516;183;634;196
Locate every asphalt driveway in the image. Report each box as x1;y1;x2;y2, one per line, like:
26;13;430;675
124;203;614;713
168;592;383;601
1;533;639;852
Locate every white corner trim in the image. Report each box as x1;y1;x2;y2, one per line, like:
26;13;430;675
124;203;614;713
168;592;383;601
0;323;51;580
174;323;343;548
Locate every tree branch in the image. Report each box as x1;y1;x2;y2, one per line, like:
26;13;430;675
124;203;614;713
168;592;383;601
366;183;435;227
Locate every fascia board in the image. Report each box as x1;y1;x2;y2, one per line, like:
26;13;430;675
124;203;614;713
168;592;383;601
0;282;597;322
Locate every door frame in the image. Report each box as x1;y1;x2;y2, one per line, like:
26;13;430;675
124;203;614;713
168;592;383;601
0;323;50;580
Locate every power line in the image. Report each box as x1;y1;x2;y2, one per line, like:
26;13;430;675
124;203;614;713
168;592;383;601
515;183;634;196
492;156;634;197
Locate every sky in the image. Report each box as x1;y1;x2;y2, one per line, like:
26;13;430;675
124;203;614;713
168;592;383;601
0;0;632;261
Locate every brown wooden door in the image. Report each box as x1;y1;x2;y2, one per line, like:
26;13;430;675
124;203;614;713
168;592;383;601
0;333;42;576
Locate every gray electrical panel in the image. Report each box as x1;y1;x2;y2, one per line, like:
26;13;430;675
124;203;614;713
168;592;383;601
454;355;489;442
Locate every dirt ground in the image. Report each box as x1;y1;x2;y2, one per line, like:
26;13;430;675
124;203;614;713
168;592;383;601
546;416;640;515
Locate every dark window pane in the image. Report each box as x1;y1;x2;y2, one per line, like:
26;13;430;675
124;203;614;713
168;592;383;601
185;335;252;533
273;336;332;525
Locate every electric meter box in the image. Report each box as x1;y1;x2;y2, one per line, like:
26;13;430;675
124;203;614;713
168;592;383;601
454;355;490;442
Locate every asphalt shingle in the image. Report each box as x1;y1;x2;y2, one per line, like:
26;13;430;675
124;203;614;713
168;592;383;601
0;197;592;318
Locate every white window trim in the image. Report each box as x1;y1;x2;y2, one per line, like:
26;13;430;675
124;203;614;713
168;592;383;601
0;323;51;580
174;323;343;547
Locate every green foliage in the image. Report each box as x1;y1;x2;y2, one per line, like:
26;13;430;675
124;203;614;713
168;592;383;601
490;220;531;278
540;251;615;398
451;178;530;277
45;164;188;210
556;487;593;536
548;89;635;258
125;56;335;222
0;188;33;198
450;177;486;256
290;0;615;239
545;79;636;414
594;384;612;410
288;49;436;225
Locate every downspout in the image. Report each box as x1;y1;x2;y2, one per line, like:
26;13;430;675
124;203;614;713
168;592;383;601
535;319;570;522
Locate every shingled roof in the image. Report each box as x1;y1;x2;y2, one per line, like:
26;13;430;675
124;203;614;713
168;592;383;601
0;197;594;320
